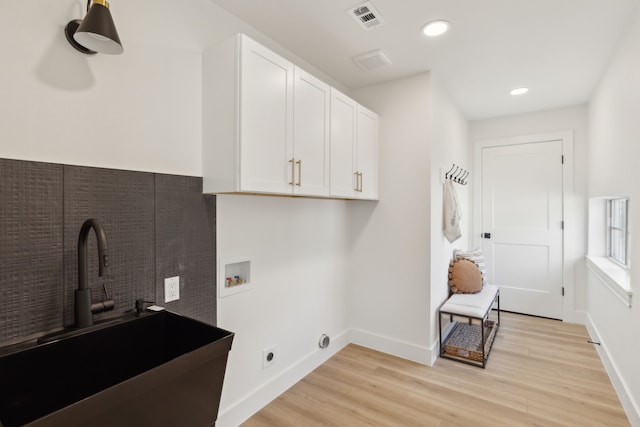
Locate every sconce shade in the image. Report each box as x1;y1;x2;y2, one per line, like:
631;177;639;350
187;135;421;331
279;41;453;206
66;0;123;55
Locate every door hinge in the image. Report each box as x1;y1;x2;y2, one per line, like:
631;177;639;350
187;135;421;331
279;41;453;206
561;155;564;164
561;220;564;230
562;287;565;297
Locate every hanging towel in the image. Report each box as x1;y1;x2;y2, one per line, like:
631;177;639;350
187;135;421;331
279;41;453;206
443;180;462;243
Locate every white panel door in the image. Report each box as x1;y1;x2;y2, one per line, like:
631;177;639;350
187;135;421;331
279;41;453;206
481;140;564;319
293;68;330;196
355;105;379;200
239;36;293;193
329;89;357;198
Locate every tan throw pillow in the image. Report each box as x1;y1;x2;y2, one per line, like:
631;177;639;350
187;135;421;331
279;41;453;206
454;248;488;287
448;258;483;294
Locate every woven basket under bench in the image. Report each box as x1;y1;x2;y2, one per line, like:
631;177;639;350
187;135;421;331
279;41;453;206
438;285;500;368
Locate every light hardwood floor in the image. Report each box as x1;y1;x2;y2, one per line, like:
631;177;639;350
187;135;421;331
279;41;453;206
243;312;629;426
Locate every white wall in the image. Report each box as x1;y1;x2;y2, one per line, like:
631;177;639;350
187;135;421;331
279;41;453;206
349;72;470;365
349;74;433;364
469;105;589;321
0;0;346;176
0;0;206;175
215;195;350;427
587;5;640;425
429;75;471;349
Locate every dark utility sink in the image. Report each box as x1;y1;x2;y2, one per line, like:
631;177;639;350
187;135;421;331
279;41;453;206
0;310;234;427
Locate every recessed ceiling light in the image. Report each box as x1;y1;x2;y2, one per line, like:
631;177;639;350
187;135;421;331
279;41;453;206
422;20;450;37
510;87;529;96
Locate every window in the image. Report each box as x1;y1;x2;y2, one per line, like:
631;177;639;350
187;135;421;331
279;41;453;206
586;196;631;307
607;198;628;266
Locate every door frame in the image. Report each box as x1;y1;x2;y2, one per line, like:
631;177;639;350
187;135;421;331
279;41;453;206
473;131;577;322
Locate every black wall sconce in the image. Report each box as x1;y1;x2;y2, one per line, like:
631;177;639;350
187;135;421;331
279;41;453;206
65;0;123;55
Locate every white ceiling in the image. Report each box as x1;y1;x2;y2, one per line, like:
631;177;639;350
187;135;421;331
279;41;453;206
208;0;639;120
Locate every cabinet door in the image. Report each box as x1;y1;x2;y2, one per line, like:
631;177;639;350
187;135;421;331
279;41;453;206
356;105;379;199
239;36;294;193
329;89;357;198
293;68;330;196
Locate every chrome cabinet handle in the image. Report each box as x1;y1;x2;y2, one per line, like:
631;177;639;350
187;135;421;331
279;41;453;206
289;158;295;186
354;172;363;192
296;160;302;187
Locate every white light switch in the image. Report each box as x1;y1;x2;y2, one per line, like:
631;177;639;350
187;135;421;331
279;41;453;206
164;276;180;302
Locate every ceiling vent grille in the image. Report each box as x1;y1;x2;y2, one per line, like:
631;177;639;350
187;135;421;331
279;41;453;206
348;1;385;30
353;49;392;71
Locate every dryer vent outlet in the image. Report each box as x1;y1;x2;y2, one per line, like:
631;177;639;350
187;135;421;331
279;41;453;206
263;345;277;369
318;334;330;349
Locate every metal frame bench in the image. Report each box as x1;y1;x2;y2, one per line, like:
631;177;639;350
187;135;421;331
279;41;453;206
438;284;500;368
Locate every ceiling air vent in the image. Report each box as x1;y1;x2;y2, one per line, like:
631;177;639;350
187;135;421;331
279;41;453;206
353;49;392;71
348;1;385;30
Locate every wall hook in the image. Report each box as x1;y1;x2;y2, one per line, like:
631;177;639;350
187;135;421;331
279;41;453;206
444;163;469;185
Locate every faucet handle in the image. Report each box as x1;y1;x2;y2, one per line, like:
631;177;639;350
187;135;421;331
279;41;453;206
89;284;115;315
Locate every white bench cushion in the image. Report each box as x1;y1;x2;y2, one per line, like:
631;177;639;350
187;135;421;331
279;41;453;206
440;284;499;318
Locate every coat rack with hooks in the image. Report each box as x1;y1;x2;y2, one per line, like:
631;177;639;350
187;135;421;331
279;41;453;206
443;164;469;185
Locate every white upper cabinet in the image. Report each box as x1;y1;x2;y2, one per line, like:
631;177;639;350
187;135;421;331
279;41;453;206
292;68;330;196
203;34;293;195
203;34;376;200
239;36;294;194
329;89;379;200
356;104;379;199
329;89;357;198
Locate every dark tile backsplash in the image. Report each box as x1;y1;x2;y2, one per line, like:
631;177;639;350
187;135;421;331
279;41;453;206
0;160;63;341
155;174;216;325
62;166;157;326
0;158;216;343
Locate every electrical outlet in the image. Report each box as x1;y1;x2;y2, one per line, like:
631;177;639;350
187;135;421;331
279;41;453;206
263;345;276;369
164;276;180;303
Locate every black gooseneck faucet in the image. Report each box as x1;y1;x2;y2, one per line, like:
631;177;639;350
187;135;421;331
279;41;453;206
76;218;114;328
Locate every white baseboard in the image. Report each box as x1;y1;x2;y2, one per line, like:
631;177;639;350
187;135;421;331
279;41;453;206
586;314;640;426
215;329;349;427
429;339;439;366
349;328;432;366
